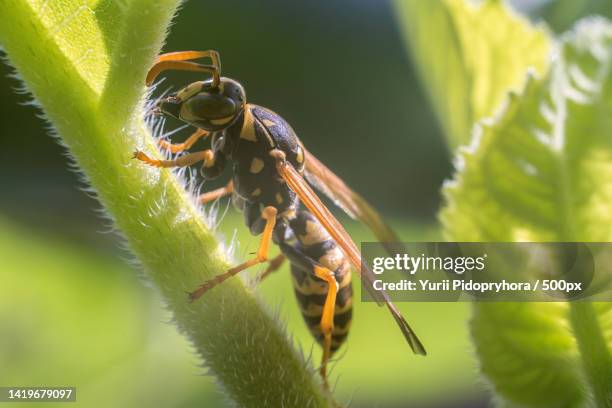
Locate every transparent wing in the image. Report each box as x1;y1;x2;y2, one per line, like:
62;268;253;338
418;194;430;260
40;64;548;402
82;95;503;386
304;149;403;254
276;159;426;355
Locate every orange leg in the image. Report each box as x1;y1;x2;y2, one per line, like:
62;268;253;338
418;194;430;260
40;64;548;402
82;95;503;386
133;149;213;169
314;265;338;390
188;206;278;301
158;128;209;153
146;50;221;86
256;254;287;282
198;180;234;204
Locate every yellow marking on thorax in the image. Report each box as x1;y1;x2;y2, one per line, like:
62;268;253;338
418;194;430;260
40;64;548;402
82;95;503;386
251;188;262;197
275;193;284;204
296;146;304;164
240;105;257;141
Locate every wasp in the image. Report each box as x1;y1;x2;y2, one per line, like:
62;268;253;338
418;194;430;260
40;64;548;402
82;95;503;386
134;50;426;387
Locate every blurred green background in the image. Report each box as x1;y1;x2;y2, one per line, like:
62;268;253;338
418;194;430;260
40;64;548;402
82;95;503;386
1;1;611;407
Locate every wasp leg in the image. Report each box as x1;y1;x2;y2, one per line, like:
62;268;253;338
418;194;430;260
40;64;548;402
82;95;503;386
197;180;234;204
133;149;214;169
188;206;277;301
158;128;209;153
313;265;338;389
256;254;287;283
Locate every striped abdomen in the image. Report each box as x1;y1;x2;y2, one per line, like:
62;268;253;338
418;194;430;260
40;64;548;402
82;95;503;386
289;212;353;353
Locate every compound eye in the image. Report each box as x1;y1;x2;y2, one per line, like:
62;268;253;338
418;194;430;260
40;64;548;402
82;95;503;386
183;93;237;121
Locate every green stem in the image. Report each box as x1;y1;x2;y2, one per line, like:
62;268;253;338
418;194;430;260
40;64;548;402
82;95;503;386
569;302;612;408
0;1;328;406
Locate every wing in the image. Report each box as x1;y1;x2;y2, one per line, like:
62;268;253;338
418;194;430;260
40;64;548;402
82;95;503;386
303;149;403;254
276;159;426;355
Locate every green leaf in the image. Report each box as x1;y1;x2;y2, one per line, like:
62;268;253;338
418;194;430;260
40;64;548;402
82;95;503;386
393;0;551;148
441;17;612;407
0;1;328;406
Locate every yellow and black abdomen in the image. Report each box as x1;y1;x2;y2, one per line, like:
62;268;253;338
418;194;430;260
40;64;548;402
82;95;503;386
287;212;353;353
292;261;352;352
